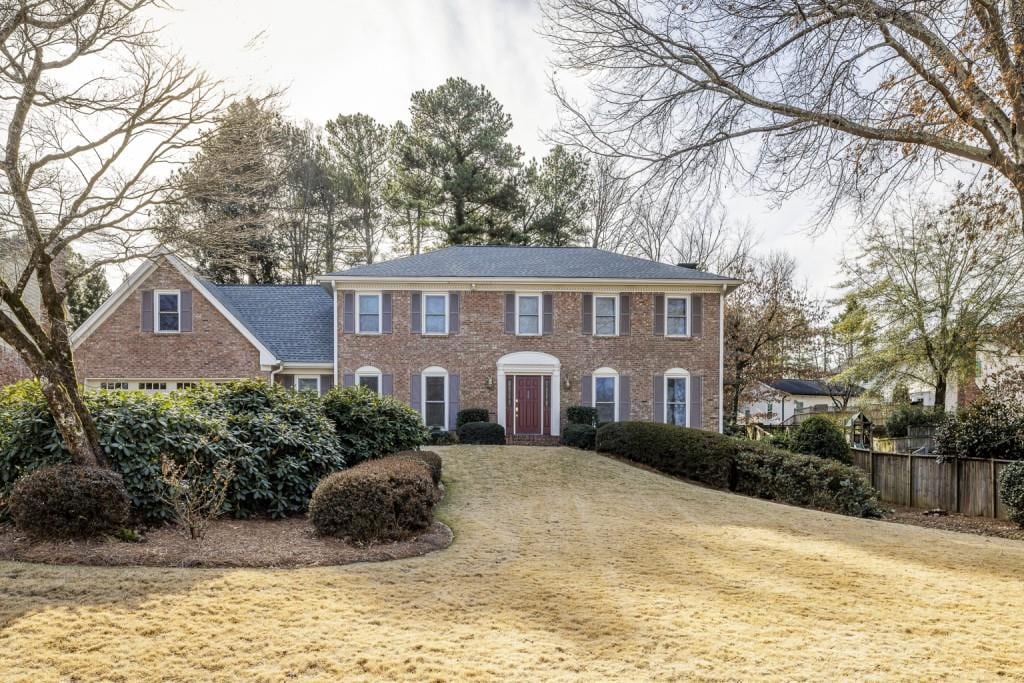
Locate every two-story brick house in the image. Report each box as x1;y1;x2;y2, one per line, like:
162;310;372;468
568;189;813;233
72;246;740;436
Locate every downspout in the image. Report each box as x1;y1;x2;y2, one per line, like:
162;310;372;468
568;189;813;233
333;284;339;389
268;361;283;386
719;283;725;433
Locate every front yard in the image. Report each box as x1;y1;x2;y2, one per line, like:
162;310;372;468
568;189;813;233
2;445;1023;680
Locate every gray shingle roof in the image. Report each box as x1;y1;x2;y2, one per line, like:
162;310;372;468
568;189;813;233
202;283;333;363
768;379;864;397
327;246;736;281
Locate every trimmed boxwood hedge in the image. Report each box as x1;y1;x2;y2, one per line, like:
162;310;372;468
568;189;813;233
456;408;489;428
561;423;597;450
596;422;882;518
8;464;131;538
457;421;506;445
566;406;598;426
390;450;443;486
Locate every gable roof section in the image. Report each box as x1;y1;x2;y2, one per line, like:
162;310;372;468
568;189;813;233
322;246;740;285
768;379;864;397
202;283;333;363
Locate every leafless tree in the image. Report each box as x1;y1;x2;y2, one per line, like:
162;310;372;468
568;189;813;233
671;208;755;276
544;0;1024;229
585;155;633;251
627;185;681;261
0;1;225;467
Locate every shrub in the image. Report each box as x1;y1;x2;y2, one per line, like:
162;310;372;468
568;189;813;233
0;379;346;523
765;430;791;450
789;416;851;463
595;421;882;518
457;421;506;445
428;428;457;446
322;385;429;462
456;408;489;428
561;423;596;450
160;456;235;540
935;393;1024;460
566;406;598;427
732;443;883;518
886;404;943;438
308;457;437;542
390;450;443;485
8;464;130;538
596;422;737;488
999;461;1024;526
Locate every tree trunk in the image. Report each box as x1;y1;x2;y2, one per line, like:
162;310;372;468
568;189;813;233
934;375;948;412
39;372;106;468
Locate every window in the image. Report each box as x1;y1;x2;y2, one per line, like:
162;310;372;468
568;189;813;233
666;296;689;337
422;368;448;428
795;400;804;412
423;293;449;335
296;376;320;394
139;382;167;392
155;290;180;333
592;368;618;423
356;366;382;394
594;295;617;336
664;369;689;426
766;402;774;418
516;294;541;335
356;293;381;334
100;382;129;391
176;382;198;391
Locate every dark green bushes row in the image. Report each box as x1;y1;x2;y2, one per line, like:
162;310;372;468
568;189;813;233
457;421;505;444
8;464;131;538
595;422;882;518
561;423;596;450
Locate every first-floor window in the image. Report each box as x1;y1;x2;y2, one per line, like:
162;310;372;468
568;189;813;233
593;371;617;423
423;371;447;428
766;402;774;418
100;382;129;391
357;366;382;394
176;381;198;391
139;382;167;392
296;376;320;393
665;374;688;426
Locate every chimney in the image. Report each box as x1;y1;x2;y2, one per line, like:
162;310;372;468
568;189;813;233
677;262;700;270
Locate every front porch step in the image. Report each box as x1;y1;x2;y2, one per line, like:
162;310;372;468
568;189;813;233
505;434;561;447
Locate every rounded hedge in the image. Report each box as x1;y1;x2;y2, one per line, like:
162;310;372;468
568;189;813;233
999;461;1024;526
456;408;489;428
390;450;443;485
566;406;598;426
308;457;437;542
789;416;851;463
8;464;130;538
322;385;430;462
561;423;596;450
457;421;506;445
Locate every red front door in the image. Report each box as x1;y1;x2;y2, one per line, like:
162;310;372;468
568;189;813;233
515;375;543;435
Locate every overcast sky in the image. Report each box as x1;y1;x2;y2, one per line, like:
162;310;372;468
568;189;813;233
152;0;853;298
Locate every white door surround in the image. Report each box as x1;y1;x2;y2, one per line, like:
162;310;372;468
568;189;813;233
496;351;561;436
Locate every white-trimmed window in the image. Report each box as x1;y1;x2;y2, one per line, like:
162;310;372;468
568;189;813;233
356;293;382;334
666;296;689;337
664;368;689;426
296;376;320;394
356;366;382;394
155;290;180;333
139;382;167;392
422;366;448;429
176;381;198;391
516;293;542;336
100;382;129;391
593;295;617;336
422;292;449;335
592;367;618;423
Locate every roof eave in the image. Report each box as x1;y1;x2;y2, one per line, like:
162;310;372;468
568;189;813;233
317;274;743;292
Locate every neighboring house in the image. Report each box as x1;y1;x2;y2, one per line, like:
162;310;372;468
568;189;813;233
72;246;741;438
0;240;39;385
902;346;1024;411
738;379;860;426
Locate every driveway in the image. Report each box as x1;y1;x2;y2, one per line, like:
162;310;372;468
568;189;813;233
2;446;1023;681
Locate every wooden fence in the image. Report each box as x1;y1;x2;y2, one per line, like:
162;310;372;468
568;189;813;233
851;448;1012;519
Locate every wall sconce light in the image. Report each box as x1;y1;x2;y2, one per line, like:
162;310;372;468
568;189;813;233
563;376;571;390
486;376;494;390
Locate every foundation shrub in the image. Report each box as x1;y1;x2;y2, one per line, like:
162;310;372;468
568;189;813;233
566;406;598;426
561;423;597;450
8;464;130;538
456;408;489;428
390;450;443;485
322;385;430;462
457;421;506;445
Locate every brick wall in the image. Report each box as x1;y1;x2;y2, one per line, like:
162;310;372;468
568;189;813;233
74;260;266;382
337;289;722;431
0;347;31;385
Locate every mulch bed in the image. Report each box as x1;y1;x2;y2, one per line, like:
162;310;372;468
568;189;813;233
0;518;453;568
884;506;1024;541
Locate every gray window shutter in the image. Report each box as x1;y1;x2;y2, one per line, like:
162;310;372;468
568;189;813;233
343;373;355;387
691;294;703;336
449;292;460;334
382;373;394;396
504;292;515;333
343;291;355;333
280;374;294;390
180;289;193;332
619;293;630;335
581;294;593;335
542;293;554;335
618;375;630;422
410;373;422;415
581;374;592;406
689;375;703;429
653;375;665;423
410;292;421;334
320;374;334;395
653;294;665;335
141;289;154;332
448;374;460;431
382;292;393;334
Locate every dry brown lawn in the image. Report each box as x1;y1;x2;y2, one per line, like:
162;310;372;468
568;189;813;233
2;445;1024;681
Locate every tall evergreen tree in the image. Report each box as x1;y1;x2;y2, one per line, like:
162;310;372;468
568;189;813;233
64;252;112;330
520;145;591;246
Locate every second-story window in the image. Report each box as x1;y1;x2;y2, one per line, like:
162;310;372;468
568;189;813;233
155;290;180;333
423;293;449;335
516;294;541;335
356;293;381;334
594;295;617;336
666;296;689;336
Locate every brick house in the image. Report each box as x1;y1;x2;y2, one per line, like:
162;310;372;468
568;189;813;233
72;246;740;435
1;240;41;385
